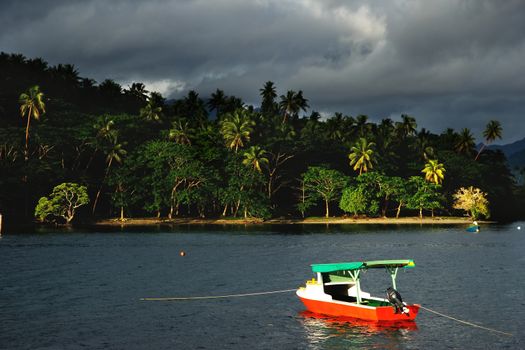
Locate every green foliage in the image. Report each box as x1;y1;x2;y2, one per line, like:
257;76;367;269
300;166;348;217
339;187;367;216
34;183;89;224
406;177;443;218
0;53;521;223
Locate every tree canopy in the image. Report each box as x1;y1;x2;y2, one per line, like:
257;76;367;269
0;52;523;225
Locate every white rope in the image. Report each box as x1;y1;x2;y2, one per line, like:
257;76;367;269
141;290;512;337
140;288;297;301
420;305;513;337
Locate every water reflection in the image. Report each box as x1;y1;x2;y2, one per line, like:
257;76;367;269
298;311;417;349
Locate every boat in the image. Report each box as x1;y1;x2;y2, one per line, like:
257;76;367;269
296;259;420;322
466;221;480;232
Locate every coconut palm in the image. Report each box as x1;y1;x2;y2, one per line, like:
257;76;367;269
395;114;417;138
220;109;255;152
349;138;376;175
475;120;503;160
19;85;46;160
92;134;127;214
183;90;208;126
169;120;193;145
455;128;476;155
94;115;116;140
279;90;309;123
260;81;277;116
422;159;446;184
325;113;344;141
140;94;163;122
242;146;269;173
355;115;370;138
126;82;149;103
207;89;227;118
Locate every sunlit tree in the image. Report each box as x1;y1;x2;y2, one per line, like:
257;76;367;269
349;138;375;175
453;186;490;219
220;109;255;152
422;159;445;185
242;146;269;173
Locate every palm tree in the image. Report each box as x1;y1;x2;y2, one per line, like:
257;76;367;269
349;138;376;175
86;115;116;170
455;128;476;155
395;114;417;138
355;115;369;138
19;85;46;160
242;146;269;173
169;120;193;145
220;109;255;152
422;159;445;184
325;113;344;141
279;90;297;123
94;115;116;139
140;93;163;122
126;82;149;103
207;89;227;118
279;90;309;123
92;134;127;214
260;81;277;116
183;90;208;126
475;120;503;160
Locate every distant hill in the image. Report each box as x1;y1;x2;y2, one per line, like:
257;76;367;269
487;137;525;158
509;149;525;168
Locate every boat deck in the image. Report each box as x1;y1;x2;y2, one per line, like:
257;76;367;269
331;295;391;307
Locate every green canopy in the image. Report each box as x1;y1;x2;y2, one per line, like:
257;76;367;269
311;259;415;273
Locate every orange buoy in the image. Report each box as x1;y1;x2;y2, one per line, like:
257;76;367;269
180;251;186;256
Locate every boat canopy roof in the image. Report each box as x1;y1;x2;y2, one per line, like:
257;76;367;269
311;259;415;273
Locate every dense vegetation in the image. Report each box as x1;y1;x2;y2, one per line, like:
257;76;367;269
0;52;523;226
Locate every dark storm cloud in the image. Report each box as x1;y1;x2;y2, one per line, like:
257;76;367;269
1;0;524;142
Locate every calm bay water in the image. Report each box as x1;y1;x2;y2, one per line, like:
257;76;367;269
1;223;524;349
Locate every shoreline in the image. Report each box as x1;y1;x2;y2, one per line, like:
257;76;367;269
94;216;486;226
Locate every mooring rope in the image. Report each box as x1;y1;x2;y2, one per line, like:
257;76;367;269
419;305;513;337
140;289;513;337
140;288;297;301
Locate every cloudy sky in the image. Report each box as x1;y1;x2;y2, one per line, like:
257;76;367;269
1;0;524;143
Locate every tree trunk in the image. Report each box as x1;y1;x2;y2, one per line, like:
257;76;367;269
325;199;329;218
475;143;485;161
234;199;240;217
222;204;228;217
92;158;113;214
24;107;32;161
396;201;403;218
120;206;124;221
419;207;423;219
431;208;434;218
267;175;273;199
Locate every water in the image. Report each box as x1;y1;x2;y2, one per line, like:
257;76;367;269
1;223;524;349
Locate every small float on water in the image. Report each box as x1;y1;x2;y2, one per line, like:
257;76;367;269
466;221;480;232
297;259;420;322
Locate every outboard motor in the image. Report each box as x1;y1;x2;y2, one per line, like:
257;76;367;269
386;287;409;315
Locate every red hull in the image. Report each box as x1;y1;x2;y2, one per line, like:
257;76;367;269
299;296;420;322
